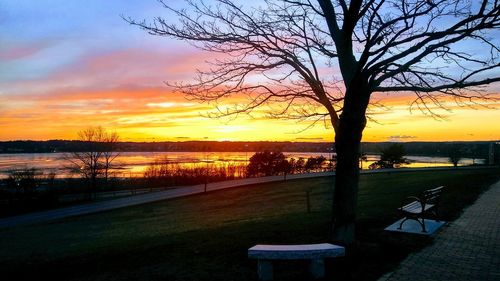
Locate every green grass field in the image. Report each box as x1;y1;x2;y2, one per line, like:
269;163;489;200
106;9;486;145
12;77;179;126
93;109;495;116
1;168;499;280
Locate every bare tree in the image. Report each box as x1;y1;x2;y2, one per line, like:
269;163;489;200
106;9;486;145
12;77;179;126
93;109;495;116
126;0;500;244
67;127;120;199
102;131;121;183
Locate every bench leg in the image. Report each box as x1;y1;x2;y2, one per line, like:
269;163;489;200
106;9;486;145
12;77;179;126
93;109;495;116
257;260;273;281
398;217;428;232
309;258;325;279
398;217;409;230
420;218;427;233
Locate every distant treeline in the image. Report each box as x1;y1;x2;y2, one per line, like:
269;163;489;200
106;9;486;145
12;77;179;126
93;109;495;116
0;140;498;159
362;141;500;160
0;140;333;153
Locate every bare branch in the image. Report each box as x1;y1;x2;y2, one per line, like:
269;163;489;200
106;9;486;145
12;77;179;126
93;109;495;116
126;0;500;128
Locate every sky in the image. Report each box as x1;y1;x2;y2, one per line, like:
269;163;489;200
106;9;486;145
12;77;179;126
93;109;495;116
1;0;499;142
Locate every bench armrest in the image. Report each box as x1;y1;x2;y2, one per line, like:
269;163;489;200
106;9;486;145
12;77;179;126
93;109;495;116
401;196;423;204
400;196;425;212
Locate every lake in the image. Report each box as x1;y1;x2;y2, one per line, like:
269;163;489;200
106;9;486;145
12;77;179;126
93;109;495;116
0;152;485;179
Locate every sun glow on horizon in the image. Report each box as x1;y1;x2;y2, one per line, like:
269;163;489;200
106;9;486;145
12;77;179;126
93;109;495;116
1;85;499;142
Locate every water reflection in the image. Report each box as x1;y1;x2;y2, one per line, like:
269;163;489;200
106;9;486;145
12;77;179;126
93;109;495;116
0;152;485;179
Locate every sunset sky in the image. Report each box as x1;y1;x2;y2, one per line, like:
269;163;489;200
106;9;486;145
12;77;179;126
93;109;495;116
1;0;499;142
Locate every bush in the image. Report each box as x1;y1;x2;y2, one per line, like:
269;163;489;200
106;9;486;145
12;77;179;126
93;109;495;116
304;156;327;172
246;151;288;177
7;168;41;199
143;157;246;187
370;144;409;169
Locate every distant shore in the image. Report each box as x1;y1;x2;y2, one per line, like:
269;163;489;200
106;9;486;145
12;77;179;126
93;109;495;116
1;140;498;157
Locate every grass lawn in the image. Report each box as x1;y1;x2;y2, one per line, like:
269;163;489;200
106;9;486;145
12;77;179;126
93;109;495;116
1;168;499;280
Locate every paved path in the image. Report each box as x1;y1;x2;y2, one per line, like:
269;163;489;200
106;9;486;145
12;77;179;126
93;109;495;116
0;171;334;229
0;166;495;229
379;180;500;281
51;166;500;201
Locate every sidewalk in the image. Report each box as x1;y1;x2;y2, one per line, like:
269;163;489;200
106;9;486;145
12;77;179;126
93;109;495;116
0;166;495;229
0;171;334;229
379;180;500;281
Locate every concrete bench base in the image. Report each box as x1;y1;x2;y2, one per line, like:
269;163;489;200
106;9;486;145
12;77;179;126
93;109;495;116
257;260;273;281
248;243;345;280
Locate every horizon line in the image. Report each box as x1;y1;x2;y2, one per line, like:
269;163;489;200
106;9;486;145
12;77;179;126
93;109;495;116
1;139;499;144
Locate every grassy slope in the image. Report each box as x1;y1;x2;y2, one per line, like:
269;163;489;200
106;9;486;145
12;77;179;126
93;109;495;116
1;168;499;280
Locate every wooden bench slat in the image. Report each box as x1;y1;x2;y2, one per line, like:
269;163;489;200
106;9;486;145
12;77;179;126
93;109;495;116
400;203;434;214
401;201;420;209
423;187;443;200
397;186;444;232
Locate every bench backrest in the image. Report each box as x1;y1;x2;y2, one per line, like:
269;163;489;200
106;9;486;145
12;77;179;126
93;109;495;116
423;186;443;204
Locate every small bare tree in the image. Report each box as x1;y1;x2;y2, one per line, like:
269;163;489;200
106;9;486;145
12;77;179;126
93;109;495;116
102;131;120;183
7;168;41;200
67;127;120;198
126;0;500;244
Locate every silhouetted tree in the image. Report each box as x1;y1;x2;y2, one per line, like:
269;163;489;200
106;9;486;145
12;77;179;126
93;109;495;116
288;158;297;174
305;156;327;172
372;144;409;169
295;157;306;174
278;158;293;176
7;168;41;200
102;131;120;183
67;127;120;199
127;0;500;244
327;155;337;171
448;144;463;167
247;151;287;176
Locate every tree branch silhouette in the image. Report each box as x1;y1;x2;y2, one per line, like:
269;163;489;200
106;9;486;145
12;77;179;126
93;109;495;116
125;0;499;244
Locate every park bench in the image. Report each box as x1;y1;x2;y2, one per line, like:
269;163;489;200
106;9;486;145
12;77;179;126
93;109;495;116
248;243;345;281
397;186;444;232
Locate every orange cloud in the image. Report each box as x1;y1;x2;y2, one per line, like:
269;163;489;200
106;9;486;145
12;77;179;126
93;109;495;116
1;84;499;142
1;45;499;142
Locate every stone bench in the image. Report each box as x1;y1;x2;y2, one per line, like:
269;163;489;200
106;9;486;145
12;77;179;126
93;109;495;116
248;243;345;280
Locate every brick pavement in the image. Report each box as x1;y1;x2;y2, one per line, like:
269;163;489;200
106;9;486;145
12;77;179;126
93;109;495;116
379;180;500;281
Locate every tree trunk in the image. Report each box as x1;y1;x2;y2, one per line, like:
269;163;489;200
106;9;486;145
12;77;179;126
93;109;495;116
332;83;370;245
90;173;97;200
